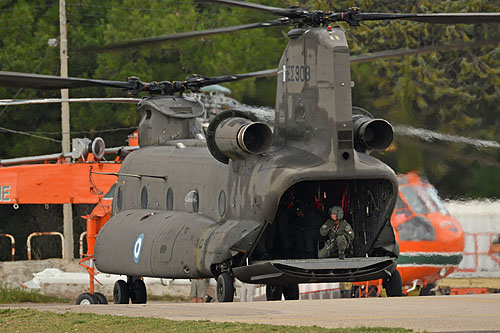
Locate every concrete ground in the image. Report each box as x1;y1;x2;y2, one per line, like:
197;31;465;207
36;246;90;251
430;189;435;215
2;293;500;331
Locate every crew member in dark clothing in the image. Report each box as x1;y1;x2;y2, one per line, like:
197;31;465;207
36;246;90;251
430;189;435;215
294;203;324;258
318;206;354;259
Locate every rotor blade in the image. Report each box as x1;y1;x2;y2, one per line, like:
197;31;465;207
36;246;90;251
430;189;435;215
84;20;287;52
202;0;290;16
350;39;500;63
0;71;132;90
393;135;500;166
394;124;500;150
359;12;500;24
0;98;141;106
190;68;278;87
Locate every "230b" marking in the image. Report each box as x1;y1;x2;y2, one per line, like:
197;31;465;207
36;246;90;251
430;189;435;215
285;65;311;82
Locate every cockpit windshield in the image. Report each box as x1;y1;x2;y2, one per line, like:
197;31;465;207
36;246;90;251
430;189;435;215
399;184;448;215
414;185;438;212
422;185;449;215
399;186;428;215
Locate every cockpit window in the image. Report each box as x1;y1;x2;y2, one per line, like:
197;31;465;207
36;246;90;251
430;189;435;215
424;185;449;215
399;186;429;215
105;183;116;199
414;185;438;212
395;196;407;209
395;196;412;218
397;216;436;241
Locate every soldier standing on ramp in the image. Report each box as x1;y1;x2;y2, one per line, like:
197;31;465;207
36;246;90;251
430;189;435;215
318;206;354;259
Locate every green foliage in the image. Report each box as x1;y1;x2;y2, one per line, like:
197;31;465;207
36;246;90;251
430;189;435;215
319;0;500;197
0;308;411;332
0;285;70;303
0;0;499;200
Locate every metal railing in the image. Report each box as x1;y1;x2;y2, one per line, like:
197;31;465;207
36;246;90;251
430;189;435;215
26;232;64;260
0;233;15;261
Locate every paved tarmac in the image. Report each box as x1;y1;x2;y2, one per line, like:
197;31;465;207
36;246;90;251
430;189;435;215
2;293;500;331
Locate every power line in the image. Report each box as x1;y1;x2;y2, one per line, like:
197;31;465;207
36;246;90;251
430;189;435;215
0;2;58;13
0;125;138;142
35;126;138;136
0;126;61;143
0;47;54;118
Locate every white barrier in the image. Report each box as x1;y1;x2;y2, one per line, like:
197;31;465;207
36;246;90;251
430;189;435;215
445;200;500;278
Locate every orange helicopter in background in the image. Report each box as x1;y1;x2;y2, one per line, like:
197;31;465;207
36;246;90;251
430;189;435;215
352;171;465;297
0;131;139;304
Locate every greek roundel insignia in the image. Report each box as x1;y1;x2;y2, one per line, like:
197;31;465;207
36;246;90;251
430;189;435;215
133;233;145;264
345;225;352;232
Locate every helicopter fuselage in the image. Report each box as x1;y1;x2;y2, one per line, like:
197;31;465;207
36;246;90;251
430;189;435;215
95;27;400;285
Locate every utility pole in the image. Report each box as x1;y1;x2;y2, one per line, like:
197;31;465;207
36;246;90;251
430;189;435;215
59;0;73;260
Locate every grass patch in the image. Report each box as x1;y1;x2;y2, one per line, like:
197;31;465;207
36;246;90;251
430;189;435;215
0;308;412;332
0;285;70;304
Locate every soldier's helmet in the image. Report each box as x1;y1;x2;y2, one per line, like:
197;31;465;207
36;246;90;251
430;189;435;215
328;206;344;219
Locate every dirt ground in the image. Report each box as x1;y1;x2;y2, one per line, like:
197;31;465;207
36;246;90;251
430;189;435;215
2;293;500;332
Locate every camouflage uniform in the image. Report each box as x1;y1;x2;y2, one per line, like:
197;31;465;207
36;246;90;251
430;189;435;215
318;218;354;259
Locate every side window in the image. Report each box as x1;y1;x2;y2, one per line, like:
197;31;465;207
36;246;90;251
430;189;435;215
397;216;436;241
116;186;123;212
184;189;199;213
218;190;226;217
166;187;174;211
141;186;148;209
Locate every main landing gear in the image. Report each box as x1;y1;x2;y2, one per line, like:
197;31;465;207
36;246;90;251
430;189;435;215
216;271;301;302
113;276;147;304
216;272;235;302
383;269;403;297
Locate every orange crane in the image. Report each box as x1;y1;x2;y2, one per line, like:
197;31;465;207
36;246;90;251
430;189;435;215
0;132;138;303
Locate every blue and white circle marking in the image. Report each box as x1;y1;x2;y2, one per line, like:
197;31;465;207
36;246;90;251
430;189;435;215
133;233;145;264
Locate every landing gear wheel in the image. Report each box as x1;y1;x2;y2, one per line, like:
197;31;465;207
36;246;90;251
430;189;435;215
130;279;147;304
216;272;234;302
283;284;300;300
76;293;97;305
93;292;108;304
266;284;283;301
384;269;403;297
113;280;130;304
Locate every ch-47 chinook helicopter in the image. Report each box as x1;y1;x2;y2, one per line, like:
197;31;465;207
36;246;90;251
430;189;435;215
0;0;499;303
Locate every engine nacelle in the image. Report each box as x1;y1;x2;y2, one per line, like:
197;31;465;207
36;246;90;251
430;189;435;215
352;114;394;153
206;110;273;164
71;137;105;160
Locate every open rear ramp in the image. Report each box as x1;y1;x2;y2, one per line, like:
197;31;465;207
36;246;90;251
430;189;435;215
233;257;397;284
